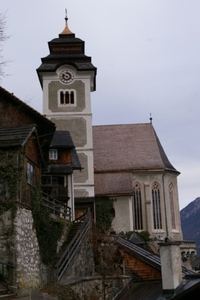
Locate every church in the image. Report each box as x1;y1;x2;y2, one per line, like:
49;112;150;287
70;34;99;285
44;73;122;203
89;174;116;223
37;11;183;241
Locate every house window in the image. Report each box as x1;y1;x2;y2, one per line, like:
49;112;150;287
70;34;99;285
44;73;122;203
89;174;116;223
133;183;143;230
169;182;176;229
27;162;35;186
59;90;75;105
152;182;162;229
49;149;58;160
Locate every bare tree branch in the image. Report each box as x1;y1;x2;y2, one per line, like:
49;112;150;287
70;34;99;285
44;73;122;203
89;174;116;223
0;11;9;79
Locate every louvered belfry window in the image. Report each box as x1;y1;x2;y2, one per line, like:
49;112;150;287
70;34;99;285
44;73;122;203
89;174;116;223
133;183;143;230
152;182;162;229
60;91;75;105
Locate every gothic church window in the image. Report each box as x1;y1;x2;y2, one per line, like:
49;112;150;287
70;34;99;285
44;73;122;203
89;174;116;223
169;182;176;229
133;183;143;230
59;90;75;105
152;182;162;230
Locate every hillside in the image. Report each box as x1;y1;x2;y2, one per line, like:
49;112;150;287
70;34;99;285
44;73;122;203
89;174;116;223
180;197;200;255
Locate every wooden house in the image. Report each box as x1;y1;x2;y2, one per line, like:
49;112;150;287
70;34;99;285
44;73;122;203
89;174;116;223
116;237;200;300
42;130;82;219
0;86;55;208
0;124;43;207
0;86;80;218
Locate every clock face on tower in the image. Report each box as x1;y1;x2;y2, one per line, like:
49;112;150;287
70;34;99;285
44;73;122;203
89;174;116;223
59;70;74;84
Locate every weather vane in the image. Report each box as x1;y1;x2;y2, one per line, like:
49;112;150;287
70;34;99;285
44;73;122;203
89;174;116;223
150;113;153;123
65;8;68;21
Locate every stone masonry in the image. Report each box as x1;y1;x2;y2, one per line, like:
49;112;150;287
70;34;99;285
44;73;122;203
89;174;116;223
62;237;95;279
13;207;42;294
0;210;13;270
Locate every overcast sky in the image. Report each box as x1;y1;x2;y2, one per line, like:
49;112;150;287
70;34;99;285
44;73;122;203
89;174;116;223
1;0;200;209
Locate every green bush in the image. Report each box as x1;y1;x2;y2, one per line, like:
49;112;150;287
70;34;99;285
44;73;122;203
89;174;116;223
95;197;115;232
31;187;64;266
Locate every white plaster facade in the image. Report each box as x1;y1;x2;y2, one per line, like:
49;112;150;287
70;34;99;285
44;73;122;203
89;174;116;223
110;171;183;240
38;17;184;244
40;61;96;199
93;123;183;241
160;242;183;291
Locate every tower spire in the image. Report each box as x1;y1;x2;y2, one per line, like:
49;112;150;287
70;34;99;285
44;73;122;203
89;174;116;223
65;8;68;21
59;8;74;35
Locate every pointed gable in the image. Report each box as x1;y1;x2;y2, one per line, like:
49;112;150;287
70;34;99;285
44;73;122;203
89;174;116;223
93;123;178;173
50;131;82;170
0;124;37;148
0;86;56;153
93;123;179;196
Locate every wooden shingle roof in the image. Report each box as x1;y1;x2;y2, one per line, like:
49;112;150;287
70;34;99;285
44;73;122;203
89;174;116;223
116;238;199;300
37;25;97;90
94;172;134;196
50;131;75;149
0;86;56;151
0;124;37;148
0;124;44;164
93;123;179;196
93;123;178;173
50;131;82;170
117;237;194;276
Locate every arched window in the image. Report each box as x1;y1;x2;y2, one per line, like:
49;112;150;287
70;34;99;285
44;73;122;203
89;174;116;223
152;182;162;229
133;183;143;230
169;182;176;229
59;90;75;105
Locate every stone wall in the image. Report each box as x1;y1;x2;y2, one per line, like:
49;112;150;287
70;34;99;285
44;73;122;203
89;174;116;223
0;210;14;282
0;207;42;294
60;233;129;299
62;237;95;279
69;277;131;300
13;207;42;294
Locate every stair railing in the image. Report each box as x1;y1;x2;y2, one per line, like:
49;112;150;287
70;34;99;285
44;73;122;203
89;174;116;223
55;209;91;281
42;192;71;221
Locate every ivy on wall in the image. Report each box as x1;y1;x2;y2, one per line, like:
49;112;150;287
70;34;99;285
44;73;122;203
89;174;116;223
0;150;22;218
95;197;115;232
0;149;65;266
31;187;64;266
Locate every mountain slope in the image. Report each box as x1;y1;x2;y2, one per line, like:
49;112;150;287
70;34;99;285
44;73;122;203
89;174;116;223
180;197;200;255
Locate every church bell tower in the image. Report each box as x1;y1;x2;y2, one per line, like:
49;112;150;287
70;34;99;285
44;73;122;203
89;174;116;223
37;10;97;201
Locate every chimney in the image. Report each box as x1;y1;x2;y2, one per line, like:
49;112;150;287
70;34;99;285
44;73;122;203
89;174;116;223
159;241;182;295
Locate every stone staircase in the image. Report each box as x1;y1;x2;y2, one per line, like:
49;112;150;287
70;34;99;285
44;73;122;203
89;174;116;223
55;209;91;281
0;284;16;299
63;222;81;246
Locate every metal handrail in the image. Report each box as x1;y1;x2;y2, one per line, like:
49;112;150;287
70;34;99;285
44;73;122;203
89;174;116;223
42;192;71;221
55;209;91;281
